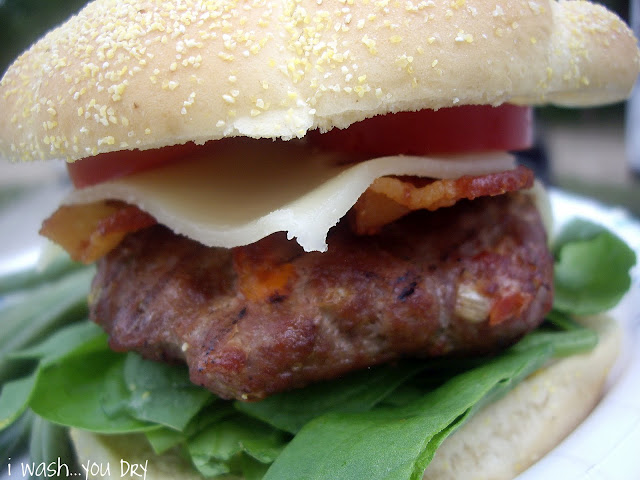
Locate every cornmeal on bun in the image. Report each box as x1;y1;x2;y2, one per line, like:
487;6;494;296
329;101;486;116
1;0;638;160
0;0;638;478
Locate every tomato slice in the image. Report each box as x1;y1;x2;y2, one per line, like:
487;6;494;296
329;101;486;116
308;104;533;156
68;105;532;188
67;142;202;188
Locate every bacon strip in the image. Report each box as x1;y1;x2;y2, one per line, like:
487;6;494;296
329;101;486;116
351;165;534;235
40;201;156;264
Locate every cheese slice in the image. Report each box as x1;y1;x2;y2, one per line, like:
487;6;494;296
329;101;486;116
64;141;516;252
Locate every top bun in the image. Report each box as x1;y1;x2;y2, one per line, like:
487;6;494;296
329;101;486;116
1;0;638;162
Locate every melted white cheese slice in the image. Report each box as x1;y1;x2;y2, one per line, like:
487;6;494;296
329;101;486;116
64;141;515;252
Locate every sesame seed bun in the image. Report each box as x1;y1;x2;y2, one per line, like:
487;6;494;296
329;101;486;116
0;0;638;162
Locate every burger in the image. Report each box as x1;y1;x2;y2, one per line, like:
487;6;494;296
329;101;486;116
0;0;638;478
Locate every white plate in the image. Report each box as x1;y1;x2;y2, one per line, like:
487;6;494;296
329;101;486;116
0;186;639;479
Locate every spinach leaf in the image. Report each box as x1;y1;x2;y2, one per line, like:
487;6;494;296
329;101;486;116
0;267;94;383
553;219;636;315
262;345;552;480
144;427;184;455
188;415;289;478
118;353;214;431
552;218;614;255
146;402;236;454
1;322;106;432
239;453;272;480
11;321;107;366
29;351;154;433
235;361;425;434
0;370;39;430
100;353;214;432
511;319;598;357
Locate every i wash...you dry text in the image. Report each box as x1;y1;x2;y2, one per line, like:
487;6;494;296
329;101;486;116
5;457;149;479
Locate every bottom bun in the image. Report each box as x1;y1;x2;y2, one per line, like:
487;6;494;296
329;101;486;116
70;315;620;480
423;314;621;479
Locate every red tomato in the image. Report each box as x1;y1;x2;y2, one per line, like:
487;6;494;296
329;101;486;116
308;104;533;156
67;142;202;188
68;105;532;188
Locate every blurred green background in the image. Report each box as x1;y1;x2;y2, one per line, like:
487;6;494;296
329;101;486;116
0;0;90;76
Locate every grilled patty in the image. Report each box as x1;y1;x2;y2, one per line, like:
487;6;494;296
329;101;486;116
90;193;553;401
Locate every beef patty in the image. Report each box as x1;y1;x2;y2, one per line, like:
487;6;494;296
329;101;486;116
90;193;553;401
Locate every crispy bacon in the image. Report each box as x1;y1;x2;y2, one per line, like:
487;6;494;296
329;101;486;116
351;165;534;235
40;201;156;263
